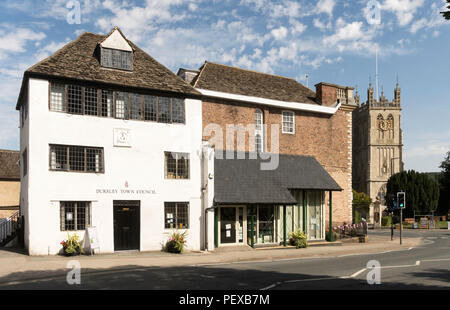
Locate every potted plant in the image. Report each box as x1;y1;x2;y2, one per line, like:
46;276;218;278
288;229;308;248
60;233;83;256
163;230;187;254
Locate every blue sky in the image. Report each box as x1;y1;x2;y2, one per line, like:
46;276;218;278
0;0;449;172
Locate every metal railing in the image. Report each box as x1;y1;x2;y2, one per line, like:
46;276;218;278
0;211;20;245
333;221;368;239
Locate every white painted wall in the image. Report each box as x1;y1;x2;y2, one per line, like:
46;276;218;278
22;78;203;255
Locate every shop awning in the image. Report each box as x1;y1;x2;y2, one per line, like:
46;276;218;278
214;152;342;205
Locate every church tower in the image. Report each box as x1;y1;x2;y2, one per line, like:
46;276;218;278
352;83;404;227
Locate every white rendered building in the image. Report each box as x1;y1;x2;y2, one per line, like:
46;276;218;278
16;28;214;255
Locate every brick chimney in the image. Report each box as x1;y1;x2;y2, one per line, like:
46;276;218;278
315;82;355;106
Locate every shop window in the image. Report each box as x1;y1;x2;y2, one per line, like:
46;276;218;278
164;202;189;229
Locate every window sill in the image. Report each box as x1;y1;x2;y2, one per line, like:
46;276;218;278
49;169;105;174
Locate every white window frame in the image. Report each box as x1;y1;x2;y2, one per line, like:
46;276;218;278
282;110;295;134
254;109;264;153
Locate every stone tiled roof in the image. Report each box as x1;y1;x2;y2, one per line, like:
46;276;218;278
0;150;20;180
214;151;342;204
17;29;200;109
193;61;318;105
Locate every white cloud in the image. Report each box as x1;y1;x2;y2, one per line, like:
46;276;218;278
380;0;425;26
316;0;336;16
33;40;69;63
96;0;188;43
313;18;331;31
271;26;288;40
0;28;46;53
290;20;307;35
323;21;367;46
409;2;446;34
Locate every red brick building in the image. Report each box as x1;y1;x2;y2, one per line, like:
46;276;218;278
179;62;357;247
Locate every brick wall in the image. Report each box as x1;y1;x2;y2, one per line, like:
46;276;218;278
202;98;354;225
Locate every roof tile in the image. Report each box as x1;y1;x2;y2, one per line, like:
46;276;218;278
194;62;317;105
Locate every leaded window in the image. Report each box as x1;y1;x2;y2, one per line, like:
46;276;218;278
50;144;104;173
171;98;185;123
144;95;157;121
130;93;142;120
60;201;91;231
101;47;132;71
158;97;171;123
49;83;185;124
115;91;129;119
67;85;83;114
165;152;189;179
101;90;113;117
84;87;98;116
50;83;66;112
164;202;189;229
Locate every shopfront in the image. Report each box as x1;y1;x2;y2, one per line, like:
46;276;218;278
216;190;326;247
213;153;341;248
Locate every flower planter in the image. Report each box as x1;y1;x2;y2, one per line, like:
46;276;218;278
63;246;82;256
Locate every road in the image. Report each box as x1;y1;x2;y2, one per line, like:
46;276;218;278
0;230;448;289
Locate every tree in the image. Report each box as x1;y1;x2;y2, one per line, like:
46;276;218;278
438;151;450;215
352;190;372;223
352;190;372;205
386;170;440;218
442;0;450;20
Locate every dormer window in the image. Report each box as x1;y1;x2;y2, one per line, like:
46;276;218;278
99;27;133;71
101;47;132;70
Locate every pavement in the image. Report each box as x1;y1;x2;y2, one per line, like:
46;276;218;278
0;231;427;288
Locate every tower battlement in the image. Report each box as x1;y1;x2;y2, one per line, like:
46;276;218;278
354;83;401;108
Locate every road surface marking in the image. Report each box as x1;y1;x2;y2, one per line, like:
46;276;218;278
350;268;367;278
421;258;450;262
260;277;333;290
416;260;421;266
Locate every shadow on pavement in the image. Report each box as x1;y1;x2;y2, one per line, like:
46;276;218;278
0;264;448;290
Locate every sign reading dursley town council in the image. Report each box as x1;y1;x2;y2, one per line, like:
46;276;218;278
95;189;156;195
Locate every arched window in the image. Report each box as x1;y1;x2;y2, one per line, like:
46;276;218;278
254;109;264;153
386;114;394;139
255;134;262;154
377;114;385;139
